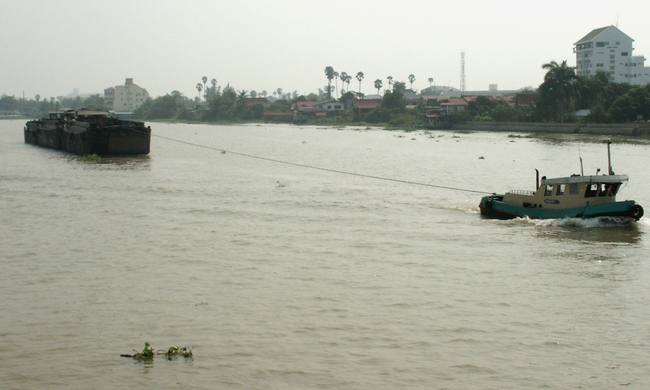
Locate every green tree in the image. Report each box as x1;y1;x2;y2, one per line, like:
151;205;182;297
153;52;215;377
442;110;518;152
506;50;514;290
466;96;497;118
333;71;339;99
393;81;406;92
408;74;416;90
82;94;106;110
0;95;19;111
344;74;352;93
490;101;519;122
202;88;234;121
196;83;203;101
538;60;578;122
324;66;335;99
356;72;364;93
146;94;183;119
607;87;650;122
374;79;383;95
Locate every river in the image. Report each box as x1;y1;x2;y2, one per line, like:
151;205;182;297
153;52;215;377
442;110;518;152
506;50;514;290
1;120;649;389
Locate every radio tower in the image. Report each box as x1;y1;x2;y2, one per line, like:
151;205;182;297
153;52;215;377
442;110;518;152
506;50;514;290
460;52;466;92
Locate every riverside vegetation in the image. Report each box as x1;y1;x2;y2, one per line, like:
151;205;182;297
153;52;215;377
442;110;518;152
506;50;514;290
3;61;649;127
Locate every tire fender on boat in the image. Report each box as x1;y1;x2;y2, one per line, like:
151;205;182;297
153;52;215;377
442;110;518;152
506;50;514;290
629;204;644;220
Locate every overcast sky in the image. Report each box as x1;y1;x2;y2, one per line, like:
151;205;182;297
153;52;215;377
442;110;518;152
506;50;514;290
1;0;648;100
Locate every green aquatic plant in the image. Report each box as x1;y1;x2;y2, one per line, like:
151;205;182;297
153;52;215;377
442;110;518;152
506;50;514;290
167;345;193;358
132;341;155;360
121;342;193;361
78;154;101;162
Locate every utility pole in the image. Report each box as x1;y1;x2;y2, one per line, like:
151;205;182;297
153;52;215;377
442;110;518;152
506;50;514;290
460;52;466;93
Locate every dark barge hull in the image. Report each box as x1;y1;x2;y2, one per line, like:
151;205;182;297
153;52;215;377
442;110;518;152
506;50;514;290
24;110;151;156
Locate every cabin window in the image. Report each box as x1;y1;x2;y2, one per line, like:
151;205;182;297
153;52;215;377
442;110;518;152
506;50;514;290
585;183;599;197
569;183;579;195
598;183;608;197
556;184;565;196
544;185;553;196
599;183;619;197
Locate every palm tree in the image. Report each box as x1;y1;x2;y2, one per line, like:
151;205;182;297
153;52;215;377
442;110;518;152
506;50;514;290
374;79;383;95
196;83;203;101
387;76;393;90
237;90;248;105
333;71;339;99
202;76;208;98
539;60;579;122
356;72;364;93
345;74;352;93
324;66;335;99
276;88;283;100
428;78;433;88
340;72;349;96
408;74;416;90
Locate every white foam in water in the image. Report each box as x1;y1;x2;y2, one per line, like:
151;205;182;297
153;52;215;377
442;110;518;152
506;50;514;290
534;216;635;228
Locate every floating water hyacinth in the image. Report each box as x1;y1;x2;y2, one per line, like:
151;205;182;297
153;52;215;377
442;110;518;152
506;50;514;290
121;342;193;360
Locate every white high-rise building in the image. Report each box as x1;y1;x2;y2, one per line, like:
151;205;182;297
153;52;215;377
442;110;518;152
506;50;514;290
104;78;150;113
574;25;650;86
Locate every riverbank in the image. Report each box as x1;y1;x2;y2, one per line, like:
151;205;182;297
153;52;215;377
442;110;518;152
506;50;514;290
445;121;650;137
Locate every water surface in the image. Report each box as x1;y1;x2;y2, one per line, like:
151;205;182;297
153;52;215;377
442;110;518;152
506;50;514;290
1;120;649;389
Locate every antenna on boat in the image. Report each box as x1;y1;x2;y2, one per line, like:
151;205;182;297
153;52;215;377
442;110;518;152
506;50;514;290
607;139;614;175
535;169;539;190
578;145;584;176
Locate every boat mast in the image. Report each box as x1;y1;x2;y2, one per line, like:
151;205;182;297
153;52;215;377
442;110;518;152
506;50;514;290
580;156;584;176
607;140;614;175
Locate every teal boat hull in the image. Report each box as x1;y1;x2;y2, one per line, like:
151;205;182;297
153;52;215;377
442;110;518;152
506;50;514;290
479;195;644;220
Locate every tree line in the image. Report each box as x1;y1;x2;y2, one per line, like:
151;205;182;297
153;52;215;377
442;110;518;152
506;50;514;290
3;61;648;124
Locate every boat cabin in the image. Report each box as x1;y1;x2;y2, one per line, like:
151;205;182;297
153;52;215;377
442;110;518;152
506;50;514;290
502;174;628;210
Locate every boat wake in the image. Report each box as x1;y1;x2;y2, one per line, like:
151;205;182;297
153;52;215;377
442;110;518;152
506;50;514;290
533;216;638;228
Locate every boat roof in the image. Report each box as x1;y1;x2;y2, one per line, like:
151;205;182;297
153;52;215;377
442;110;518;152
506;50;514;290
76;110;108;116
542;174;628;185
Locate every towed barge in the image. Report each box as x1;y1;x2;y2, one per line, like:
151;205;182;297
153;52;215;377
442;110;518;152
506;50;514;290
24;110;151;155
479;141;644;221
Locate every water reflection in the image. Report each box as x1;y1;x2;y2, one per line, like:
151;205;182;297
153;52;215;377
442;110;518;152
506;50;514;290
72;155;151;170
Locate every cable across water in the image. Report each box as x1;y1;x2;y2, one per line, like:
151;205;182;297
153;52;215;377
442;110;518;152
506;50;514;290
153;133;491;195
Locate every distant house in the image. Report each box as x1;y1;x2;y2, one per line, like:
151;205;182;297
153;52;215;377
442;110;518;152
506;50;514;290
515;94;539;108
293;101;319;110
439;98;468;115
571;109;591;120
104;78;150;114
352;99;382;121
294;99;345;118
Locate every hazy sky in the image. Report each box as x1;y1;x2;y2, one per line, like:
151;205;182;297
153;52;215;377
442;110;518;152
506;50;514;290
1;0;648;100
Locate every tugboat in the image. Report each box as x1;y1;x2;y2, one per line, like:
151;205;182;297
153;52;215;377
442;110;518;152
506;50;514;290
479;141;644;220
24;110;151;155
